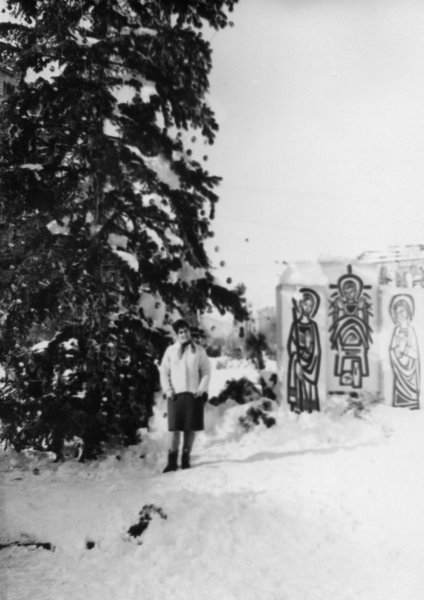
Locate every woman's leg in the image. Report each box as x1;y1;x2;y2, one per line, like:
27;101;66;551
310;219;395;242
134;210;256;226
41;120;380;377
169;431;181;452
181;430;195;469
183;430;195;453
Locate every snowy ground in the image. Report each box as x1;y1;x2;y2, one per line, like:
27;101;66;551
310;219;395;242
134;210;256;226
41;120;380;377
1;358;424;600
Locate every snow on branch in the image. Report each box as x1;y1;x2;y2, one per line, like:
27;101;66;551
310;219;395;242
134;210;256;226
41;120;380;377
103;119;122;138
46;217;70;236
25;61;67;84
112;249;139;272
125;146;181;189
19;163;43;171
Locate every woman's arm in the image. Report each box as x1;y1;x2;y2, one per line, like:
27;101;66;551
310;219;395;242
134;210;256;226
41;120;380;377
196;348;211;395
159;348;174;398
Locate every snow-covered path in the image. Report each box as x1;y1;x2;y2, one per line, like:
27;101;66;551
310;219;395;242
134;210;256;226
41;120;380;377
2;397;424;600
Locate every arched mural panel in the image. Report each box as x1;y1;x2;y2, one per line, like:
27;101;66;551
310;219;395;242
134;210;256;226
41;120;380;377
287;287;322;413
380;289;424;409
389;294;420;409
279;285;328;411
328;266;373;390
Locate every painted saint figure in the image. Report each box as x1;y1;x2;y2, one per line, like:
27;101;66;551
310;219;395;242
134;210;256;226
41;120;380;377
329;267;373;389
389;295;420;410
287;288;321;413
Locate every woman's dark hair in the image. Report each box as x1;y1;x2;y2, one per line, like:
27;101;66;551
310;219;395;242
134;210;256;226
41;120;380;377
172;318;190;333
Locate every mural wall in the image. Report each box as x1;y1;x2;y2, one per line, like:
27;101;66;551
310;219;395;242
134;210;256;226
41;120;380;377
287;288;321;413
279;281;328;414
388;294;420;409
379;288;424;411
277;257;424;412
328;266;373;389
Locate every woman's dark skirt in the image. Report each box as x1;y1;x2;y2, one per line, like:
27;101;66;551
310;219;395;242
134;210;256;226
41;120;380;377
168;392;204;432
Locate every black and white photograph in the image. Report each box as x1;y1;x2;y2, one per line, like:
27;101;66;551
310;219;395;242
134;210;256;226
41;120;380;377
1;1;424;598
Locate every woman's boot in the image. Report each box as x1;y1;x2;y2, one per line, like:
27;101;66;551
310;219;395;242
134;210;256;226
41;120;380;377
181;449;191;469
163;450;178;473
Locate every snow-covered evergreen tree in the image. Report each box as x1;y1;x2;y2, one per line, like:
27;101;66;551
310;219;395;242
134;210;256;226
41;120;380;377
0;0;246;458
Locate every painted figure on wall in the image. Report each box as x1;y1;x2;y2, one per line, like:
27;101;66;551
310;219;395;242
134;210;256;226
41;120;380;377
389;294;420;410
329;266;373;388
287;288;321;413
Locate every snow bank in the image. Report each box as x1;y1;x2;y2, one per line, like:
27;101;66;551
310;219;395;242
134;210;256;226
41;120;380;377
1;359;423;600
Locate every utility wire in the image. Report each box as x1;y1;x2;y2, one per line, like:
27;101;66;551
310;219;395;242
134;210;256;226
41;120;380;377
212;213;361;238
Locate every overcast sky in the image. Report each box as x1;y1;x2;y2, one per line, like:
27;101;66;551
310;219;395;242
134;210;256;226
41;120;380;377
206;0;424;307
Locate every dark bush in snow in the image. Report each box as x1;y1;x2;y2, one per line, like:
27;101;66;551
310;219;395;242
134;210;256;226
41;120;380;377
209;376;277;431
127;504;167;543
239;400;276;431
244;331;270;370
0;320;163;458
209;375;277;406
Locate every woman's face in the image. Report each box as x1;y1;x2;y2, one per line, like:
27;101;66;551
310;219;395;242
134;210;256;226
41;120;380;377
177;327;191;343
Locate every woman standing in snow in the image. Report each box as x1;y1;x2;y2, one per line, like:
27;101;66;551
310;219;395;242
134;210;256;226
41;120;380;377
160;319;211;472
